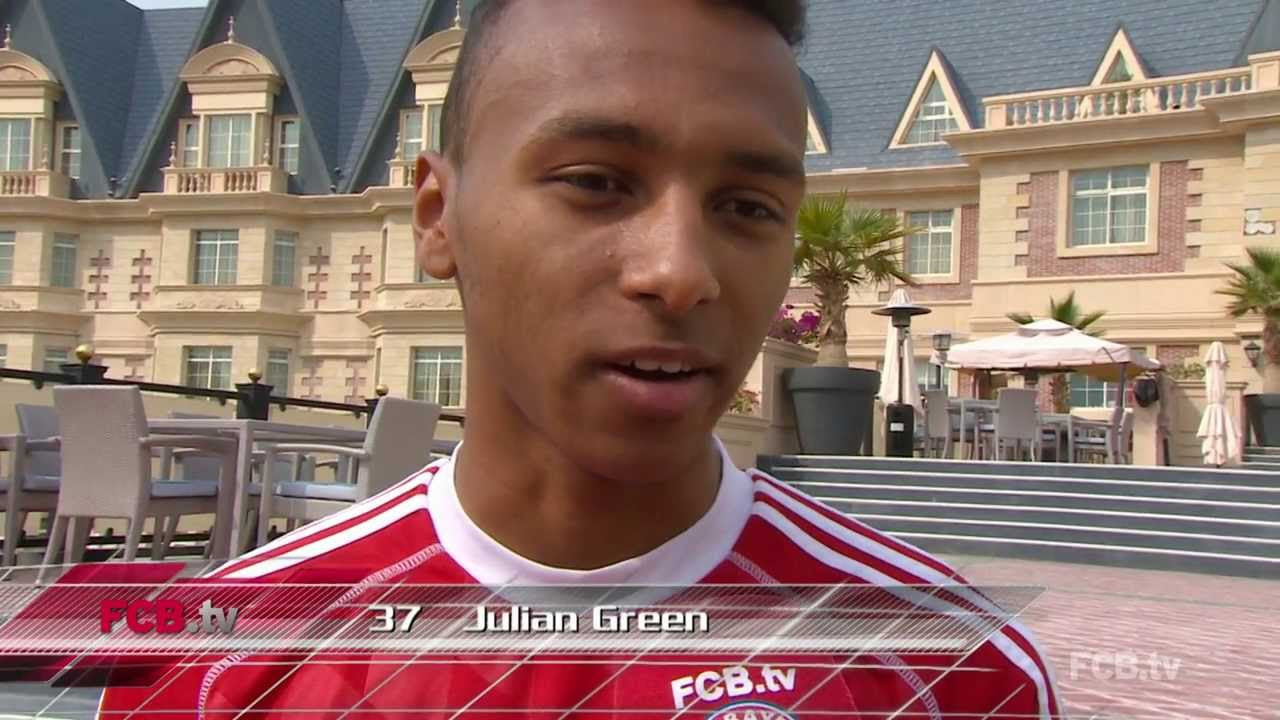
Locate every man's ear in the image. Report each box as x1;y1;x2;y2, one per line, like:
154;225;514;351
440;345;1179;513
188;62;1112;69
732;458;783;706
413;151;457;281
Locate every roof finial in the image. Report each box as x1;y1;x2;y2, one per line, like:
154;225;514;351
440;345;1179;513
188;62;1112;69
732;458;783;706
453;0;463;28
3;24;12;49
226;15;236;44
167;141;177;168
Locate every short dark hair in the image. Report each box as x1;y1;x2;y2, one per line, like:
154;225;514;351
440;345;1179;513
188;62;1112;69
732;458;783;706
439;0;806;165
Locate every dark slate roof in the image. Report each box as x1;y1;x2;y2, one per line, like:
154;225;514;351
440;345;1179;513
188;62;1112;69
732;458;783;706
799;0;1273;172
37;0;145;194
260;0;342;191
6;0;1277;197
335;0;435;191
119;8;206;193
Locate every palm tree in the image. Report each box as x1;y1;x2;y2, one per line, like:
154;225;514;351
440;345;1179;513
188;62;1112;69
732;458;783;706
793;194;916;366
1007;291;1106;336
1219;247;1280;392
1007;291;1107;412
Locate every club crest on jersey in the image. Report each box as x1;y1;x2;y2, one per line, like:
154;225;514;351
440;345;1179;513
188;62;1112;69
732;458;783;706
707;701;797;720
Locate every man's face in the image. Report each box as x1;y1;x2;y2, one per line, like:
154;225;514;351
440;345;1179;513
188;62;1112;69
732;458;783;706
416;0;807;479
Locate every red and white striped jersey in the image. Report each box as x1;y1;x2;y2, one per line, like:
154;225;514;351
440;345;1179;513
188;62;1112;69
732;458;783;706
99;439;1062;719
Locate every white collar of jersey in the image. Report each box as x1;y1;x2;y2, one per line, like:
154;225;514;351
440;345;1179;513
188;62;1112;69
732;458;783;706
426;435;754;586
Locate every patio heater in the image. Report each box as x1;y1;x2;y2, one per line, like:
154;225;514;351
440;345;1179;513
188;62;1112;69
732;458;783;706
872;298;932;457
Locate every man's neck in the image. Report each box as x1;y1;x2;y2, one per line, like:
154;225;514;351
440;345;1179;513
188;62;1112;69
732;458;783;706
451;420;722;571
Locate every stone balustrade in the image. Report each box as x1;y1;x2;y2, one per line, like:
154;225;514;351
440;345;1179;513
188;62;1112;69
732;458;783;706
985;68;1253;129
162;166;286;194
0;169;70;198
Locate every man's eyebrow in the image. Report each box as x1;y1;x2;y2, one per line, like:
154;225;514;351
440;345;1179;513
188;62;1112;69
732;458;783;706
725;149;806;183
527;115;664;150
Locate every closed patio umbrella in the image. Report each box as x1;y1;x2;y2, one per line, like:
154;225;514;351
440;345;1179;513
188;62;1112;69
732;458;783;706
877;289;922;414
1197;341;1240;467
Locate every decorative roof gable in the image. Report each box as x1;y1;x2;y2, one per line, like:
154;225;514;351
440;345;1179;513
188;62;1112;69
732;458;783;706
1091;26;1150;85
890;49;972;148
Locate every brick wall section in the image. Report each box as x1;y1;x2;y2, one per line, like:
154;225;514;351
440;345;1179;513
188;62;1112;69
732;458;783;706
907;203;979;301
1020;162;1194;277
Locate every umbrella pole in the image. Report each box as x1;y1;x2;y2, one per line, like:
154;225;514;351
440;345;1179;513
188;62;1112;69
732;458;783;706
1112;364;1128;463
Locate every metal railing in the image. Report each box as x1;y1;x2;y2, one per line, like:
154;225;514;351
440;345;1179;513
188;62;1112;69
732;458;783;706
0;346;465;428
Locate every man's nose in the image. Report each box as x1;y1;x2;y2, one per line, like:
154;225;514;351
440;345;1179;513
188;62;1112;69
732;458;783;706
617;190;721;315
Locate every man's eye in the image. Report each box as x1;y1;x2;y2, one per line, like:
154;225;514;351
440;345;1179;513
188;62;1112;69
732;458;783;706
557;173;627;194
720;198;782;223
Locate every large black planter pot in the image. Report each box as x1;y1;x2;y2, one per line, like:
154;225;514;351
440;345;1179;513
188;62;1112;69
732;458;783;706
1244;393;1280;446
783;366;881;455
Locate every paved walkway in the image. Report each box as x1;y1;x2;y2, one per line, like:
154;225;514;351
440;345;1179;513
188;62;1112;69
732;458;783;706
946;555;1280;720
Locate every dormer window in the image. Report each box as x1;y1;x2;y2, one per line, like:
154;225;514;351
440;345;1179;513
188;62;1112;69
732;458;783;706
0;118;31;170
400;109;423;159
890;49;971;149
904;80;958;145
1103;55;1134;84
57;123;80;178
426;103;443;153
179;119;200;167
207;114;252;168
276;117;299;174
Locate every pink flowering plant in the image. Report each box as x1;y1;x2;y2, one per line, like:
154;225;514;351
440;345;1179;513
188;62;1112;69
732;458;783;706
767;305;821;347
729;384;761;415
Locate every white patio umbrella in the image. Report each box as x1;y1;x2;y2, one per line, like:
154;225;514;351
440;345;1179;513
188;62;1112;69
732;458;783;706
1197;341;1240;467
877;289;922;414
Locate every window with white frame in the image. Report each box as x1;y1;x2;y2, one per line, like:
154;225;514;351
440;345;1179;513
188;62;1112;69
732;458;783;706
265;349;291;394
192;230;238;285
410;347;463;407
1069;373;1115;408
906;210;954;275
207;114;252;168
0;344;7;368
1070;166;1148;247
0;118;32;171
276;117;299;174
903;80;958;145
0;232;13;285
51;234;78;288
184;346;233;390
179;119;200;168
58;124;81;179
43;347;69;373
400;109;424;159
426;103;443;153
271;230;297;287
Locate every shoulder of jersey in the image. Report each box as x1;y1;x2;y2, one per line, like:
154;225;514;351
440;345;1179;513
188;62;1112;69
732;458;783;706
207;459;445;581
742;467;970;585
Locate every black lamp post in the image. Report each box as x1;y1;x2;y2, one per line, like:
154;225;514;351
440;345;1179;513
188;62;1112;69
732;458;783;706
931;331;952;389
872;298;932;457
1245;338;1263;369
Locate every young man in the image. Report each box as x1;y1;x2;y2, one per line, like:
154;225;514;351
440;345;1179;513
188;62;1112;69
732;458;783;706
101;0;1062;717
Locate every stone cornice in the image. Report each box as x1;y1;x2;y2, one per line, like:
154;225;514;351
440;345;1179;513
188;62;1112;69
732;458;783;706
945;110;1228;161
357;307;466;335
806;164;978;196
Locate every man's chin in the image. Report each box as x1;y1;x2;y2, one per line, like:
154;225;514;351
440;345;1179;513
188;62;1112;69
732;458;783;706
569;420;718;483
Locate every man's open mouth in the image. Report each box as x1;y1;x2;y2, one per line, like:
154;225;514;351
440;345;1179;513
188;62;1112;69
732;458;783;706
611;359;705;382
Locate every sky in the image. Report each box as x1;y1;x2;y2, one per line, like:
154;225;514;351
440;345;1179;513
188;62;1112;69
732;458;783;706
127;0;209;8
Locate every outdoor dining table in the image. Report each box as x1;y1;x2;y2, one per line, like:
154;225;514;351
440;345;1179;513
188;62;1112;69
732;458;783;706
146;418;367;558
947;398;997;459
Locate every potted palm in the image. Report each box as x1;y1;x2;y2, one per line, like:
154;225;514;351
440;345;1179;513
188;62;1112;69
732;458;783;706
1008;291;1107;413
1219;247;1280;445
785;194;915;454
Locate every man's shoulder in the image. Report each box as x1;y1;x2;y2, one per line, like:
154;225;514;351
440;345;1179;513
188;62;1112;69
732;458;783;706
737;466;968;585
207;460;445;582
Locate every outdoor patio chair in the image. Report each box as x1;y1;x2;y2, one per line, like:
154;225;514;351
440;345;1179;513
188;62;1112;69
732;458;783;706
254;397;441;546
2;405;65;566
1074;408;1135;464
922;390;952;458
40;386;235;575
167;412;315;557
982;388;1040;461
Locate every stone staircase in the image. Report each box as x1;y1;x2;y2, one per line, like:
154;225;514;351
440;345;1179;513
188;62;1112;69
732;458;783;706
757;455;1280;579
1242;445;1280;472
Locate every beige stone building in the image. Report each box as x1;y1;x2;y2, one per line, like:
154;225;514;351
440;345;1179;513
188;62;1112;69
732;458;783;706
1;0;1279;423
